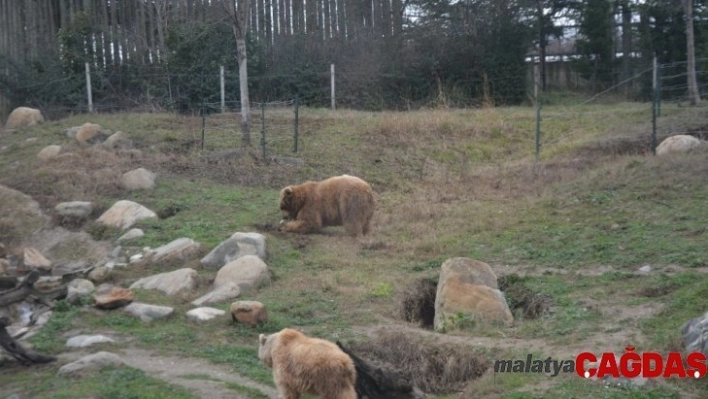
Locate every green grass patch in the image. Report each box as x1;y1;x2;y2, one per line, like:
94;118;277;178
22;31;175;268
0;366;197;399
223;382;271;399
129;178;279;249
197;345;274;386
641;272;708;350
27;305;81;353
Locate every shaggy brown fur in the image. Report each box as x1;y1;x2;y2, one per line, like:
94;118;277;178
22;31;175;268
258;328;357;399
278;175;375;237
336;341;427;399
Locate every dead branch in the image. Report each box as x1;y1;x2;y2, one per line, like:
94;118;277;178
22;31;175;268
0;270;40;308
0;316;56;365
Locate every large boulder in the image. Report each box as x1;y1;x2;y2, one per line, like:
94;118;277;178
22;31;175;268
4;107;44;131
682;311;708;356
76;123;111;147
96;200;157;229
656;135;702;156
145;238;201;265
21;247;52;272
0;185;49;244
0;185;111;266
129;268;198;296
200;232;267;268
214;255;270;293
191;283;241;306
120;168;156;191
434;258;513;332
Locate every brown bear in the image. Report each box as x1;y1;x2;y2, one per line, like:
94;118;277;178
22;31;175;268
258;328;357;399
278;174;375;237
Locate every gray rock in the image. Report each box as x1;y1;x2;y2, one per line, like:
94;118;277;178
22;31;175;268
682;310;708;355
37;145;61;160
55;201;94;219
97;200;157;230
656;135;702;156
120;168;156;191
88;266;111;283
638;265;652;273
57;352;124;377
191;283;241;306
66;279;95;304
33;276;64;292
103;131;133;150
65;126;80;138
117;228;144;243
124;302;174;322
434;257;513;332
186;307;226;322
129;268;198;296
66;334;115;348
201;232;267;268
145;237;201;265
214;255;270;293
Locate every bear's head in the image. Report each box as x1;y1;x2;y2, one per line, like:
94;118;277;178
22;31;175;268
258;333;276;368
279;186;303;220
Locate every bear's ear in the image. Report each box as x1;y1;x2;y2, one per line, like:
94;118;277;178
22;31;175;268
259;334;267;346
283;187;294;197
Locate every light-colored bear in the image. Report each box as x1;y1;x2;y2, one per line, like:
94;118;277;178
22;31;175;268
278;174;375;237
258;328;357;399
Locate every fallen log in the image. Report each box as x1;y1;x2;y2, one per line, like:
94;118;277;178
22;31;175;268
0;316;56;365
0;270;40;308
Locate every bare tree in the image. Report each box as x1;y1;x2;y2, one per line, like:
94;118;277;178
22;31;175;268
683;0;701;105
222;0;251;146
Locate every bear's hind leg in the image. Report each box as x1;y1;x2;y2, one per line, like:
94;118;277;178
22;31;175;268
343;220;363;237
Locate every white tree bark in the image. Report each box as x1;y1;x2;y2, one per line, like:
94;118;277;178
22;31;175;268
684;0;701;105
223;0;251;146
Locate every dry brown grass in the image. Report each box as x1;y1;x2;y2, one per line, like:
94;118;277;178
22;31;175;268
397;278;437;329
346;332;489;394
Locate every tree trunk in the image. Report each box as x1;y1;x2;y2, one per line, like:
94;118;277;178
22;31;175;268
236;37;251;146
684;0;701;105
621;0;632;93
222;0;252;146
537;1;546;92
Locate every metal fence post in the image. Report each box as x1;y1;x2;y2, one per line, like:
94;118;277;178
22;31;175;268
293;99;299;153
201;101;206;150
85;62;93;113
652;55;658;155
261;102;266;160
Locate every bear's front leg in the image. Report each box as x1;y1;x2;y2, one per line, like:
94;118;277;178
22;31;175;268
277;386;301;399
279;219;312;234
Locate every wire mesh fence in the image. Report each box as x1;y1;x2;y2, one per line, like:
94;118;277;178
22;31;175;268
199;100;300;160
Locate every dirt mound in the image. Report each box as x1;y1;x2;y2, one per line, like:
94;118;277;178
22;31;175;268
0;185;110;267
345;332;488;394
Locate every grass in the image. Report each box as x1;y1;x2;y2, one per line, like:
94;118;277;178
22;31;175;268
2;100;708;398
0;366;198;399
